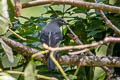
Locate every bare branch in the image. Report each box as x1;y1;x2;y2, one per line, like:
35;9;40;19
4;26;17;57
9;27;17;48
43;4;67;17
93;0;120;34
1;37;44;58
1;37;120;67
68;25;113;75
22;0;120;14
93;0;118;78
45;37;120;52
45;54;120;67
49;6;58;17
14;0;22;17
68;49;89;55
101;11;120;34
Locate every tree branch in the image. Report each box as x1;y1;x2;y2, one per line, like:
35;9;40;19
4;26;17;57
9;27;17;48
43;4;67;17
93;0;118;79
1;37;45;59
60;55;120;67
45;36;120;52
1;37;120;67
67;27;115;78
14;0;22;17
22;0;120;14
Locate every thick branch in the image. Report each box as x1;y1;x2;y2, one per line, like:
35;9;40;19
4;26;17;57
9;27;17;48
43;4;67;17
22;0;120;14
1;37;120;67
57;55;120;67
68;29;115;77
14;0;22;17
1;37;44;58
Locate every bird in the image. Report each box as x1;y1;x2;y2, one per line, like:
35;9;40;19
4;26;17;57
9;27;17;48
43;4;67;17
40;18;68;71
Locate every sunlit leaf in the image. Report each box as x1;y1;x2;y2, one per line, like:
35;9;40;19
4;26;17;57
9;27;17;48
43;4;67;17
0;0;10;35
0;15;9;35
97;72;106;80
1;0;9;18
0;73;16;80
24;61;36;80
0;38;14;63
73;7;89;13
65;6;75;12
7;0;15;22
0;76;16;80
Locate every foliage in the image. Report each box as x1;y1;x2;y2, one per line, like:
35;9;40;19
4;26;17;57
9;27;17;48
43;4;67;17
0;15;9;35
0;0;120;80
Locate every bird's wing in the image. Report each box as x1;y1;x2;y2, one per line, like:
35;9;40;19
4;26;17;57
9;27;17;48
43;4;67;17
50;31;63;47
40;30;49;45
40;30;63;47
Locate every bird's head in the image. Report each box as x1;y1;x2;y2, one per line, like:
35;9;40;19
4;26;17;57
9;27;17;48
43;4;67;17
51;18;68;26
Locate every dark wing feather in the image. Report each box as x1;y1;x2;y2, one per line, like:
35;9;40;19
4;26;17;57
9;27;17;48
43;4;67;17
40;30;49;45
40;30;63;47
50;31;63;47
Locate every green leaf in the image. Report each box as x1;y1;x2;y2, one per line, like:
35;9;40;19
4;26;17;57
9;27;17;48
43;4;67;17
1;0;9;18
65;6;75;12
0;73;16;80
87;30;102;37
0;15;9;35
0;0;10;35
0;38;14;63
24;61;36;80
97;72;106;80
7;0;15;22
73;7;89;13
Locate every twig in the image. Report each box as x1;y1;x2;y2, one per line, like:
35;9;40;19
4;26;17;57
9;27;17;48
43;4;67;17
66;26;113;77
68;49;89;55
50;52;68;80
67;34;93;56
32;50;49;59
93;0;117;79
22;0;120;14
7;70;57;80
100;11;120;34
44;37;120;52
67;25;94;78
62;4;65;18
8;28;27;41
94;0;116;55
49;6;58;17
67;26;82;44
72;62;81;80
94;0;120;34
67;34;83;45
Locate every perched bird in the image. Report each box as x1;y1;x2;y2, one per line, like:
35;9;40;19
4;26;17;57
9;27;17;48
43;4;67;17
40;18;68;71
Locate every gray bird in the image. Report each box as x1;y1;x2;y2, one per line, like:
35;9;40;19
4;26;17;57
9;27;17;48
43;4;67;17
40;18;68;71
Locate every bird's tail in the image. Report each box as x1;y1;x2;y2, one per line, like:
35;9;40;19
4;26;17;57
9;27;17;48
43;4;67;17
47;52;56;72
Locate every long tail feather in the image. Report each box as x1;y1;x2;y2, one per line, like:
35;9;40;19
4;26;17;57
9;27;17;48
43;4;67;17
47;52;56;72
